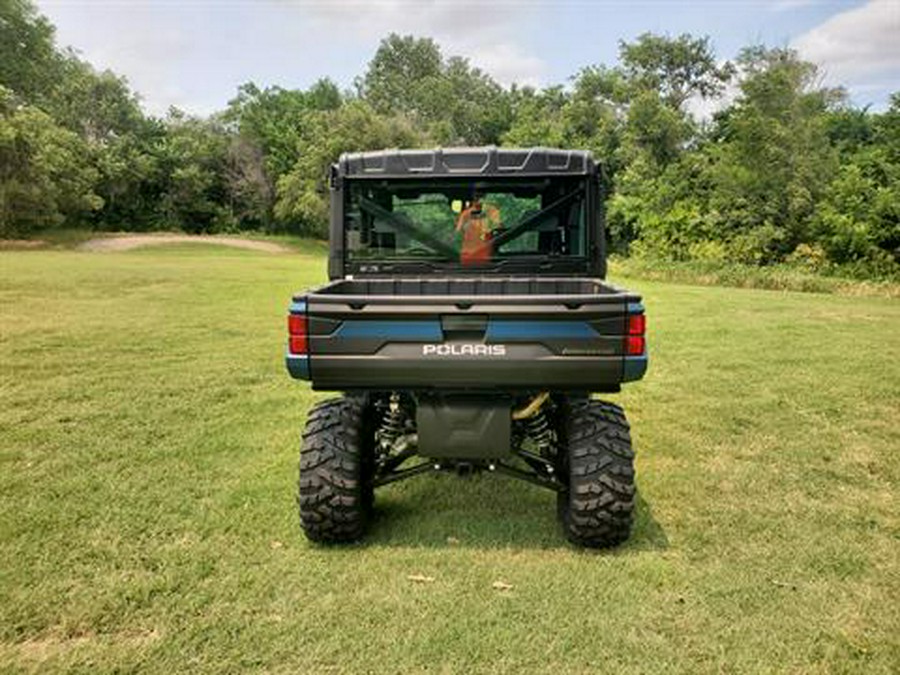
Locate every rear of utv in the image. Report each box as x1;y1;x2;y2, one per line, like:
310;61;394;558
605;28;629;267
286;147;648;547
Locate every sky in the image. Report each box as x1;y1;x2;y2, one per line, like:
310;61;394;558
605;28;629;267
35;0;900;117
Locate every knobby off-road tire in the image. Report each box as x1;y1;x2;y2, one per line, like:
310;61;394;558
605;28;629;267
298;396;374;543
558;400;635;548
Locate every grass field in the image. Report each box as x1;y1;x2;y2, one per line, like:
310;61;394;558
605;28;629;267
1;243;898;673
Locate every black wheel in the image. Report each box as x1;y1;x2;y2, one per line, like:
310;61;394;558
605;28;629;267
298;395;374;543
557;399;635;548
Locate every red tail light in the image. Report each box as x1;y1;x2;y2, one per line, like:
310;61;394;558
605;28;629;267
627;313;646;335
625;335;645;356
625;313;645;355
288;314;308;355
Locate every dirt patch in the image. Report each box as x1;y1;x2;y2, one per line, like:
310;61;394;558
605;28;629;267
78;234;290;253
0;239;48;250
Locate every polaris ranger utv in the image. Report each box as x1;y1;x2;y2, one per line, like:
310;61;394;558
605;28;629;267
286;147;648;548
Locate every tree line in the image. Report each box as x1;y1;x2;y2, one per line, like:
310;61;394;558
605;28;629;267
1;0;897;277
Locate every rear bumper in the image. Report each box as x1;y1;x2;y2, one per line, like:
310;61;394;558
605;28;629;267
287;347;648;392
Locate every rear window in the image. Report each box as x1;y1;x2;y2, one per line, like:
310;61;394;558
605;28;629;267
345;177;587;267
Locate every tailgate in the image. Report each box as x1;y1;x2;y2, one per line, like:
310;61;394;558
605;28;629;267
286;282;647;392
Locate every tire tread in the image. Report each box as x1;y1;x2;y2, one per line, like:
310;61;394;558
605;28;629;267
559;400;635;548
297;396;371;543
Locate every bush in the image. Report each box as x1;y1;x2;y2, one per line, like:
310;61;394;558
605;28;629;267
0;91;102;236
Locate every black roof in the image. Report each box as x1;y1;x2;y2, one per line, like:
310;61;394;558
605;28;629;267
336;147;594;179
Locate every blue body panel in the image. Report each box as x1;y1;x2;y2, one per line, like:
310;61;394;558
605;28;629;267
335;320;442;341
485;320;599;341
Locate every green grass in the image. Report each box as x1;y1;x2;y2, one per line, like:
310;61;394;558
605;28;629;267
1;243;898;673
610;256;900;298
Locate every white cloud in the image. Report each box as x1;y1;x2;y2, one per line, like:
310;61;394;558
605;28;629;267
38;2;213;115
792;0;900;97
37;0;548;115
303;0;547;86
768;0;818;13
467;43;545;87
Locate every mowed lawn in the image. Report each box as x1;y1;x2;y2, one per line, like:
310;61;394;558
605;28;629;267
1;244;898;674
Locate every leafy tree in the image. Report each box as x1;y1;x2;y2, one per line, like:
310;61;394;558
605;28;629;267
608;45;846;265
0;86;101;235
564;66;625;145
221;78;348;230
503;72;622;201
275;101;427;236
706;47;841;262
429;55;511;144
0;0;62;105
51;58;146;141
825;106;874;154
605;33;733;253
156;110;232;233
53;59;166;230
225;134;273;229
306;78;343;112
813;94;900;270
619;32;733;110
503;85;569;148
875;92;900;166
359;34;443;117
619;89;691;169
225;79;343;179
91;121;164;230
360;34;511;144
